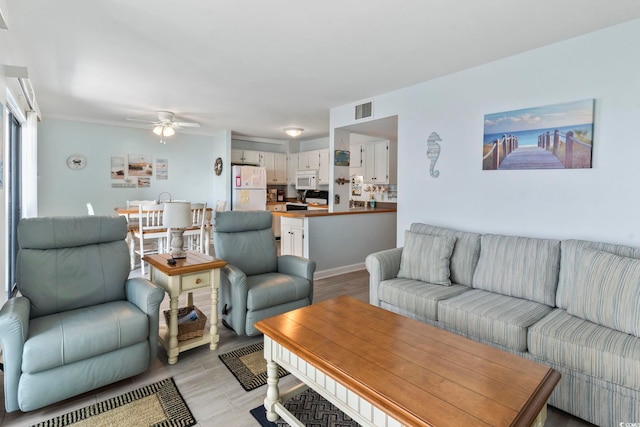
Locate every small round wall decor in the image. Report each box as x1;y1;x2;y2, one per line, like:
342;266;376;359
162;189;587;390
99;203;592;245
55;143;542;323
214;157;223;176
66;154;87;170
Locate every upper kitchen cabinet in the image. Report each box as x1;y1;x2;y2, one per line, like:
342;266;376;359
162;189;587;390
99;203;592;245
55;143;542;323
231;149;261;165
262;152;287;185
349;143;364;176
363;140;397;184
288;153;298;186
298;150;320;171
318;149;330;185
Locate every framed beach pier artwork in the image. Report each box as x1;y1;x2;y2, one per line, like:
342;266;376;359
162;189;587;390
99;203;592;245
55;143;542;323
483;99;594;170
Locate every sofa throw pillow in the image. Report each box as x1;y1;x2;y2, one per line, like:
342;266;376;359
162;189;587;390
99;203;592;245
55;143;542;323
397;231;457;286
568;248;640;337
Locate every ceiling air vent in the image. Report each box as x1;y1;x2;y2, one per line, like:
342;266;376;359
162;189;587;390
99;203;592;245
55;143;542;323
355;101;373;120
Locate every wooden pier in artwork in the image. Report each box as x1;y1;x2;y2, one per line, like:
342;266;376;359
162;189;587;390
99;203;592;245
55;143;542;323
498;147;563;169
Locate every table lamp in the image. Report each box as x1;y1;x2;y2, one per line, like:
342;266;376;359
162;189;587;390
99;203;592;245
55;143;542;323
163;201;192;259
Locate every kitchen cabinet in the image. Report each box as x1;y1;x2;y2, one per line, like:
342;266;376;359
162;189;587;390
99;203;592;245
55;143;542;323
281;217;305;258
231;149;261;165
261;152;287;185
298;150;320;171
363;141;396;184
288;153;298;186
318;149;330;184
349;143;364;176
267;203;286;238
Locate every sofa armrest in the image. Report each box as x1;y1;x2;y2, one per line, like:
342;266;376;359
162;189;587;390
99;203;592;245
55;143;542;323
0;296;31;413
125;277;165;363
365;247;403;306
220;264;249;332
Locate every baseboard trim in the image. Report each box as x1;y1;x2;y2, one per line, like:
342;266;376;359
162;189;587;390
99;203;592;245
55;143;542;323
314;262;365;280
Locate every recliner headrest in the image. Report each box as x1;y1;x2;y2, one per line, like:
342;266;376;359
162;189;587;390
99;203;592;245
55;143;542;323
213;211;272;233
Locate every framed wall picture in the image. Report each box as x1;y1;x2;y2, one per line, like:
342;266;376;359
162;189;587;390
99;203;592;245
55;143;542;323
483;99;594;170
335;150;350;166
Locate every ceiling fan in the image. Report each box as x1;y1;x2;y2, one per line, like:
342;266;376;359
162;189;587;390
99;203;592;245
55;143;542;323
126;111;200;143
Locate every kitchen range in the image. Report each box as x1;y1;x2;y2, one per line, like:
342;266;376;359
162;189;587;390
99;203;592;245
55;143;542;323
286;190;328;211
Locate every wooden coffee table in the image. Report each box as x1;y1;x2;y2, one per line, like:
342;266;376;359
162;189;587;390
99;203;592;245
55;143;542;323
255;296;561;427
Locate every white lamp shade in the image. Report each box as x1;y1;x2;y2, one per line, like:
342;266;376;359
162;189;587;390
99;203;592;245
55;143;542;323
284;127;303;137
163;202;192;228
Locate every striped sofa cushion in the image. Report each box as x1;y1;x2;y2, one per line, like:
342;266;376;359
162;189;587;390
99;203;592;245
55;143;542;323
472;234;560;306
557;239;640;309
437;289;552;352
397;231;456;285
378;278;470;321
409;223;481;287
568;248;640;337
529;308;640;389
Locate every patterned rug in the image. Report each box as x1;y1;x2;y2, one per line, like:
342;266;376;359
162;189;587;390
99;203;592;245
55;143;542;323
31;378;195;427
250;389;358;427
218;342;289;391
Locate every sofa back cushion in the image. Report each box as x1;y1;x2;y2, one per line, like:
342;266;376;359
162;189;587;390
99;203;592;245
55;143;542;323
409;223;481;287
557;239;640;309
568;248;640;337
397;231;457;285
472;234;560;306
17;216;130;318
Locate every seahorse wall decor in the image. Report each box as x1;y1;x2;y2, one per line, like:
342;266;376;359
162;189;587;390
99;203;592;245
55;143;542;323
426;131;442;178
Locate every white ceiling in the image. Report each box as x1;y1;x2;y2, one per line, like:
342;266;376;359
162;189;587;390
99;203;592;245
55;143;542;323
2;1;640;141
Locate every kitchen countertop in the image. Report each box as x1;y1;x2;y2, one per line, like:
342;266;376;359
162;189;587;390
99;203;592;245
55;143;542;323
272;206;396;218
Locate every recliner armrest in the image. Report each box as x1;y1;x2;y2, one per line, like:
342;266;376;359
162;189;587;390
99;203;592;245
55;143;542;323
365;247;403;306
125;277;165;363
277;255;316;282
0;296;31;413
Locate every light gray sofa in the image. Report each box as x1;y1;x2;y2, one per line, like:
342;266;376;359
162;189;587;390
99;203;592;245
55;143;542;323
366;223;640;427
0;216;165;412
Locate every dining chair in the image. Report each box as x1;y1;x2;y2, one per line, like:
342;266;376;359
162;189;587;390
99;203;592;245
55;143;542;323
215;200;227;212
130;202;166;275
183;202;209;255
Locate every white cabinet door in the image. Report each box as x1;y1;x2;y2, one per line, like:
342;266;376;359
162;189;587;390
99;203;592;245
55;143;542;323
299;150;320;171
281;217;304;257
318;149;330;184
243;150;262;165
262;152;276;183
288;153;298;185
363;141;389;183
232;149;262;165
274;153;287;184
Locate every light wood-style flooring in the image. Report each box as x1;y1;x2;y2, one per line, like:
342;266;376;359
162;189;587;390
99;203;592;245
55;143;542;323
1;269;592;426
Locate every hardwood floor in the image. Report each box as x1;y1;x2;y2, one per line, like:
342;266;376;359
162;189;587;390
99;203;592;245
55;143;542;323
0;269;592;426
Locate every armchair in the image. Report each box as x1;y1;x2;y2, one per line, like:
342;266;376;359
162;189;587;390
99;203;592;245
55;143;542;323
212;211;315;336
0;216;165;412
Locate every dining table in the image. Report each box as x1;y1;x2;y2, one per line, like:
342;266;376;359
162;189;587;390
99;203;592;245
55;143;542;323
114;206;214;256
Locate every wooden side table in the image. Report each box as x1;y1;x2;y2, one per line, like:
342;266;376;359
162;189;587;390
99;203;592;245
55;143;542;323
143;251;227;364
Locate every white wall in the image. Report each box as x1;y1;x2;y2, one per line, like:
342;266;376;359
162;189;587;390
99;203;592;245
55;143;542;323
331;19;640;247
38;119;230;216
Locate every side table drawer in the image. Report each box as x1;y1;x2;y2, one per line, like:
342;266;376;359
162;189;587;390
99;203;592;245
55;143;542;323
181;271;210;291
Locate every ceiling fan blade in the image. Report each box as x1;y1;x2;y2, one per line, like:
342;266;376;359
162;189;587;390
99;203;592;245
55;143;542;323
125;118;159;124
174;122;200;128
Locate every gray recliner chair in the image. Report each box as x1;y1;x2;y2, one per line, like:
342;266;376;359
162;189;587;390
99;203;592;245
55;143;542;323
212;211;315;336
0;216;165;412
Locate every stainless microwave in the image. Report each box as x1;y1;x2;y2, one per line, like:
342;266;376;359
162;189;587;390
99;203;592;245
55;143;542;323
295;170;318;190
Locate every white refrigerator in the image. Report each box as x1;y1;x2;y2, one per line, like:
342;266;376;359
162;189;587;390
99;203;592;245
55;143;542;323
231;165;267;211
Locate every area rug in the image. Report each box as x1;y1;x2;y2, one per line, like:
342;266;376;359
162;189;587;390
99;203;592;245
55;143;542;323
218;342;289;391
250;389;357;427
31;377;195;427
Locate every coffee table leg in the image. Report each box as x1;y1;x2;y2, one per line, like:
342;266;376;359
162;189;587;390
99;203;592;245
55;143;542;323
264;359;281;422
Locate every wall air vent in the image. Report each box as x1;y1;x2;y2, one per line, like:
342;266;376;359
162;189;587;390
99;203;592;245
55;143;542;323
355;101;373;120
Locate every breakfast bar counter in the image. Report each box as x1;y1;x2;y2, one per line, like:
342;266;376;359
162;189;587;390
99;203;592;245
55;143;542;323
273;206;396;278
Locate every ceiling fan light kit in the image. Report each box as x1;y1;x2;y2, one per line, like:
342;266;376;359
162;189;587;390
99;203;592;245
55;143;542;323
284;127;304;138
126;111;199;143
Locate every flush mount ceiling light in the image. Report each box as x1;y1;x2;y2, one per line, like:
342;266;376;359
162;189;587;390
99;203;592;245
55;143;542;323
284;127;304;138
